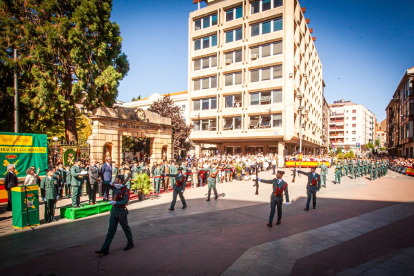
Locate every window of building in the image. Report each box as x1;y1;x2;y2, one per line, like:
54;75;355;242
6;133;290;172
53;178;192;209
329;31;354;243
194;34;217;51
225;28;243;43
193;97;217;111
250;65;282;82
181;105;186;111
193;119;216;131
251;0;282;14
194;55;217;71
194;14;218;31
223;117;242;130
225;72;242;86
226;6;243;21
272;114;282;127
352;131;356;135
225;50;242;64
250;41;282;60
352;138;356;142
352;124;356;127
251;18;282;37
225;94;242;108
250;90;282;105
352;117;356;120
193;76;217;90
249;114;282;128
352;110;356;113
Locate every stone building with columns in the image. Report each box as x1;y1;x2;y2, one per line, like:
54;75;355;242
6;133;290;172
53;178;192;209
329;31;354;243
87;106;173;166
189;0;325;163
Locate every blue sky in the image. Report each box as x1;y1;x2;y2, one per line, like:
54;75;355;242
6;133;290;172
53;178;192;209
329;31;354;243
111;0;414;121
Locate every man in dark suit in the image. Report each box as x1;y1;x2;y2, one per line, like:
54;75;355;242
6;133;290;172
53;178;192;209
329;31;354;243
88;159;100;204
100;157;113;201
4;164;18;211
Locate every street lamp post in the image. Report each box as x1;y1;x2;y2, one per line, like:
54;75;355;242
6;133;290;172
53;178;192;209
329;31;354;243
52;136;59;166
296;92;308;175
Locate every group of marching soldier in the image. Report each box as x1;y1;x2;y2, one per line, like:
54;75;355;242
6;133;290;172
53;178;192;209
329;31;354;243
333;158;389;184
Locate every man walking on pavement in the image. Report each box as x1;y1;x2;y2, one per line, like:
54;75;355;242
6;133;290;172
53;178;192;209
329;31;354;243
298;166;321;211
165;168;187;210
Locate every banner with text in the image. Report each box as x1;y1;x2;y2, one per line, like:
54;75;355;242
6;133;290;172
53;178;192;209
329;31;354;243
0;132;48;178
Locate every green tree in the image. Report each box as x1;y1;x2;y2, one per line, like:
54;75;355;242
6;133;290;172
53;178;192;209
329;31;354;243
0;0;129;142
131;95;141;101
336;148;343;154
349;150;355;158
375;139;380;147
148;95;192;153
366;142;375;150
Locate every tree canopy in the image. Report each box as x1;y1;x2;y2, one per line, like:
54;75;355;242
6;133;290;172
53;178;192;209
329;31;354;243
0;0;129;141
148;95;192;153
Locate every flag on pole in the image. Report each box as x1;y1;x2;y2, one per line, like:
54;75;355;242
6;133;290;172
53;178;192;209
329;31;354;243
331;142;336;153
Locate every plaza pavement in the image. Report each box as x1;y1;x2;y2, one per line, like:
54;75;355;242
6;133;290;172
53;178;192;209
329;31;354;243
0;167;414;275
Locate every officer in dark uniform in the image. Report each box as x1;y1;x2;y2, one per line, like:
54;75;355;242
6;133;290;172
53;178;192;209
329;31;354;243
165;168;187;210
64;165;72;198
257;171;290;227
298;166;321;211
95;175;134;255
40;168;58;222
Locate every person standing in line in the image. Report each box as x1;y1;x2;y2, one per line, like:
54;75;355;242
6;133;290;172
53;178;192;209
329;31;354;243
334;160;342;184
153;164;162;193
317;160;328;188
88;159;100;205
71;159;88;208
40;168;58;222
65;165;72;198
100;157;113;201
257;170;290;227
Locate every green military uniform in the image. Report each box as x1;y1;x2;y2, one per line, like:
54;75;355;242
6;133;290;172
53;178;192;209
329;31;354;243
376;161;381;179
99;183;133;254
65;168;72;198
349;160;354;178
298;170;321;210
317;162;328;188
169;164;177;187
385;160;389;175
130;165;139;179
343;159;348;176
258;177;289;225
70;164;85;207
369;161;375;180
335;162;342;184
201;167;219;201
111;166;118;182
40;176;58;222
165;172;187;210
153;168;161;193
124;172;132;190
53;170;62;199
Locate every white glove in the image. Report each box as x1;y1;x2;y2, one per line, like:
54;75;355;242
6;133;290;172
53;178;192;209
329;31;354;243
181;190;184;193
109;200;116;205
42;197;46;202
109;182;113;186
114;184;123;189
285;202;289;206
80;170;88;175
56;196;59;200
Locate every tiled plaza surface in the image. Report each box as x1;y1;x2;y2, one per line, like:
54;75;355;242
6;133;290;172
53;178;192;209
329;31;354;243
0;168;413;275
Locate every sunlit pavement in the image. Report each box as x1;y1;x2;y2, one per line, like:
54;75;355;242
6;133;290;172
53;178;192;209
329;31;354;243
1;168;414;275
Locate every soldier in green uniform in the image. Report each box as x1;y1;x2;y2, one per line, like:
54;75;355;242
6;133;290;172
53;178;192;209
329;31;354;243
349;159;354;179
201;163;219;201
40;168;58;222
52;165;62;200
317;160;328;188
57;163;66;198
298;167;321;211
64;165;72;198
130;162;139;179
257;171;290;227
165;168;187;210
111;161;118;182
343;159;348;176
138;161;145;173
153;164;162;193
334;160;342;184
95;175;134;255
71;159;88;208
123;168;132;190
376;160;381;179
169;161;178;188
369;160;376;180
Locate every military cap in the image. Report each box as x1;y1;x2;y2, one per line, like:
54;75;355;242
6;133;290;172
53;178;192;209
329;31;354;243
75;158;82;162
45;167;54;172
277;170;285;175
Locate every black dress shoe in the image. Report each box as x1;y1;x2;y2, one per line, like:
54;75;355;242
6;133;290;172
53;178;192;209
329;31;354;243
168;208;174;211
95;250;108;255
182;205;187;209
206;198;210;201
276;221;281;225
123;244;134;251
267;223;272;227
313;206;316;209
214;196;218;199
304;207;309;211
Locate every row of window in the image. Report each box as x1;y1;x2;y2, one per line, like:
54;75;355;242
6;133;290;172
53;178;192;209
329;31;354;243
192;114;283;131
193;90;282;110
194;0;283;31
193;65;282;91
194;18;282;51
193;41;282;71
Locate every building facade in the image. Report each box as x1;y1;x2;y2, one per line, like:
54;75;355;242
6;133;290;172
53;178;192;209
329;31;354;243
329;100;375;153
386;66;414;157
188;0;324;163
321;95;330;152
375;119;387;148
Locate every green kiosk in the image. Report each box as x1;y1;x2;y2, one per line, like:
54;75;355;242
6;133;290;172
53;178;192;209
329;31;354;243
12;185;40;229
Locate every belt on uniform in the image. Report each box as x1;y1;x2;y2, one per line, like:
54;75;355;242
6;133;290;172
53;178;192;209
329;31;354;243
115;205;126;208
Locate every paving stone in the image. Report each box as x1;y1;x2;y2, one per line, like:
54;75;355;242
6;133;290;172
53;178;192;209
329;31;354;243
390;251;414;265
266;265;291;276
335;267;364;276
247;260;273;275
226;260;255;272
360;266;393;276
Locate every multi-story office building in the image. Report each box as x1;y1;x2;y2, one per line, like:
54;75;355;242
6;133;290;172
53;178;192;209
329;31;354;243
120;91;189;123
386;66;414;157
321;94;330;152
189;0;324;163
329;100;375;153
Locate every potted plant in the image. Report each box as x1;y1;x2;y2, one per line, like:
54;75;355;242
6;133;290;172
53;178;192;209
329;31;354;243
131;173;154;201
235;163;245;181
